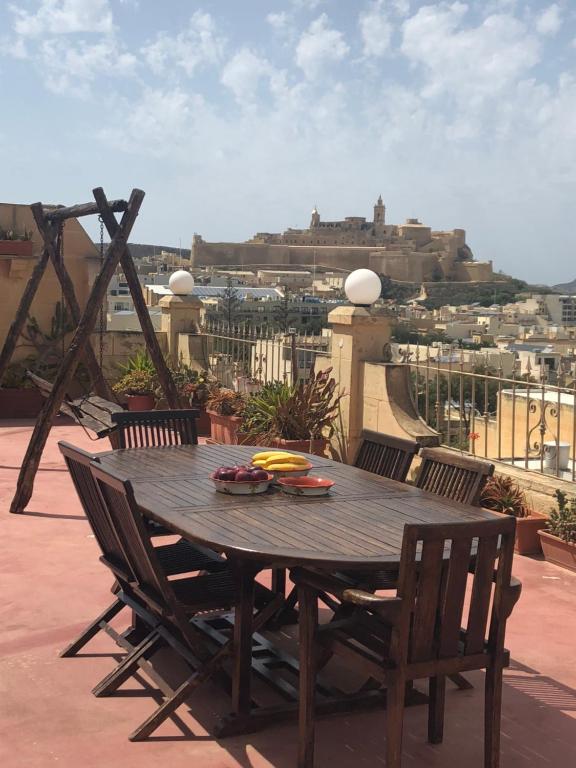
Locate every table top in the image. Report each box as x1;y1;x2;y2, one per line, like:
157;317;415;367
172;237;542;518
97;444;499;569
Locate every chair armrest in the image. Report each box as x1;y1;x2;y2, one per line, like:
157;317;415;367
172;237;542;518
291;568;403;622
501;575;522;618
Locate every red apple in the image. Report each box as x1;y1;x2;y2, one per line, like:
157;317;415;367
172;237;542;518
235;470;254;482
215;467;236;481
251;469;270;481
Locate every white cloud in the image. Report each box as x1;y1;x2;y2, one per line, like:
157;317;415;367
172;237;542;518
142;10;225;77
295;13;349;78
40;36;137;97
10;0;114;37
98;87;196;157
267;11;290;31
292;0;326;10
401;3;541;105
359;0;393;58
536;4;562;37
221;48;285;105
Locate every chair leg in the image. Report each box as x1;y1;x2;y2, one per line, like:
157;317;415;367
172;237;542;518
92;630;161;697
129;643;230;741
428;675;446;744
386;674;406;768
449;672;474;690
484;662;504;768
298;584;318;768
60;597;125;657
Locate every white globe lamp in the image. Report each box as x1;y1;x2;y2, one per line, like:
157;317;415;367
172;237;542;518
169;270;195;295
344;269;381;307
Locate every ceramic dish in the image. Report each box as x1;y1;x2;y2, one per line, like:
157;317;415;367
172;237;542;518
267;462;313;484
277;476;334;497
210;472;273;495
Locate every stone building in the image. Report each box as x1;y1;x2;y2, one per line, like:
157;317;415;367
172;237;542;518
192;196;494;283
0;203;100;364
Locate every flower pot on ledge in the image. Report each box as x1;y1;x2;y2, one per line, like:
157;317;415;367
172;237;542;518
0;240;33;257
126;394;155;411
491;511;547;555
0;388;45;418
267;437;328;457
207;410;244;444
538;529;576;572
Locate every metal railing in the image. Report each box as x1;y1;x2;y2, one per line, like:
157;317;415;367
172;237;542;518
402;344;576;481
200;320;331;390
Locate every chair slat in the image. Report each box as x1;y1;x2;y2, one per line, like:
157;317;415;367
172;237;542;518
112;409;199;449
410;538;444;662
439;537;473;658
415;448;494;506
354;430;419;483
466;534;499;654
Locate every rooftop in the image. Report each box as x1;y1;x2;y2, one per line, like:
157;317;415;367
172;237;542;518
1;420;576;767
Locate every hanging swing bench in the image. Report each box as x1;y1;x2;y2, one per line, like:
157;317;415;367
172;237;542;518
25;370;123;439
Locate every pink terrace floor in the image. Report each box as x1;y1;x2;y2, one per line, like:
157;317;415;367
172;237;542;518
1;419;576;768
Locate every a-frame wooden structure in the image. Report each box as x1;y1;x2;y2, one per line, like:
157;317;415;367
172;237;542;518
0;187;181;514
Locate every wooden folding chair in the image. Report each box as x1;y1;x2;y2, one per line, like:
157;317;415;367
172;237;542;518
293;516;521;768
354;431;419;482
111;409;199;449
58;442;227;658
89;463;279;741
415;448;494;506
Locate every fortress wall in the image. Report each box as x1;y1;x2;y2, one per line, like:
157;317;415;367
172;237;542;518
369;251;438;282
453;261;493;282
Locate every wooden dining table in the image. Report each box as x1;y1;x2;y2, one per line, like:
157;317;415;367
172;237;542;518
97;443;501;736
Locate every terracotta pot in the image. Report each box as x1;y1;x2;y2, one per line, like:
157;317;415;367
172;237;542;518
207;410;244;444
0;388;45;418
195;406;211;437
0;240;33;257
538;529;576;572
514;515;547;555
126;394;155;411
268;437;328;457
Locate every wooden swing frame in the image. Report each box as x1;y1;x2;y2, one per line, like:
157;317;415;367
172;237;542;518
0;187;181;514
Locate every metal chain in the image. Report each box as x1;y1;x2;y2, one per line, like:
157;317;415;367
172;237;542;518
98;216;105;370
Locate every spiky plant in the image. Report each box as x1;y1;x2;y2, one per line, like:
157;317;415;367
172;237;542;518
480;475;531;518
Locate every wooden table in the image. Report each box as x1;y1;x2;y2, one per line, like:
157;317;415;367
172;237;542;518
98;444;500;734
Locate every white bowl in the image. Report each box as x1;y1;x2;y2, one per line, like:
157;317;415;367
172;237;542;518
210;472;273;495
267;462;313;484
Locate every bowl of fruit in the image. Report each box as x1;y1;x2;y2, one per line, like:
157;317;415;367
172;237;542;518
251;451;313;483
210;465;273;495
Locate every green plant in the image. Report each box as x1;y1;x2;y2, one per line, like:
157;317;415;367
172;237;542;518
0;226;32;241
113;369;157;397
206;386;246;416
158;364;214;406
547;490;576;544
117;350;156;375
480;475;531;518
242;368;343;442
0;361;33;389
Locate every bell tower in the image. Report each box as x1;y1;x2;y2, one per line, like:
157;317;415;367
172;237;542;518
310;206;320;229
373;195;385;229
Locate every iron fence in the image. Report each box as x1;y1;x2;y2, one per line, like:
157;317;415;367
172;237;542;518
200;320;331;390
403;344;576;481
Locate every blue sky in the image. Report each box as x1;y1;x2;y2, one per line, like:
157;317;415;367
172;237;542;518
1;0;575;284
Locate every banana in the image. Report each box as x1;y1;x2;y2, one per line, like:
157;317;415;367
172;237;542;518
252;450;291;462
264;462;303;472
264;454;308;467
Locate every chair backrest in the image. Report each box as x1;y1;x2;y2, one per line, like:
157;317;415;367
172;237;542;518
415;448;494;506
111;409;199;449
395;516;516;666
89;462;181;614
58;441;133;582
354;431;419;482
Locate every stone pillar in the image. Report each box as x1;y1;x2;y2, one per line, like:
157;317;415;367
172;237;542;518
327;305;393;458
159;294;204;364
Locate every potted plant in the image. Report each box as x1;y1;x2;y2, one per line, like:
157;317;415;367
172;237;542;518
0;226;33;257
0;361;45;418
538;490;576;572
168;365;214;436
480;475;546;555
113;370;157;411
241;368;343;457
206;387;247;444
